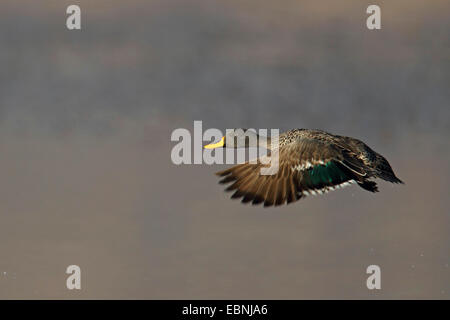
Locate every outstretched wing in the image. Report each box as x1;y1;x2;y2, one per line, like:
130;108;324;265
216;138;372;207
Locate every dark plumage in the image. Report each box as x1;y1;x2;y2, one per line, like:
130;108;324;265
211;129;403;207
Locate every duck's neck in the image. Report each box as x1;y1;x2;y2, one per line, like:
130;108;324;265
256;135;273;150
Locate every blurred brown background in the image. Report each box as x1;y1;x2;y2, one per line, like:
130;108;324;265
0;0;449;299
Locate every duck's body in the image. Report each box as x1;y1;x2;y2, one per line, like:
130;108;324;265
208;129;403;207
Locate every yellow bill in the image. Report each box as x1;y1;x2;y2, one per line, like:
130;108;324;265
204;136;225;149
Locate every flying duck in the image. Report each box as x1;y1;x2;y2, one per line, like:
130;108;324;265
204;129;403;207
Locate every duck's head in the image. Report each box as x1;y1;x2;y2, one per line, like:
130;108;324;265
204;129;261;149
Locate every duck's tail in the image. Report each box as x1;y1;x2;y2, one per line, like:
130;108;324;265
374;154;404;184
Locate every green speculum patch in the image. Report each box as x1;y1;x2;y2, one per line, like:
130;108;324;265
307;161;348;186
